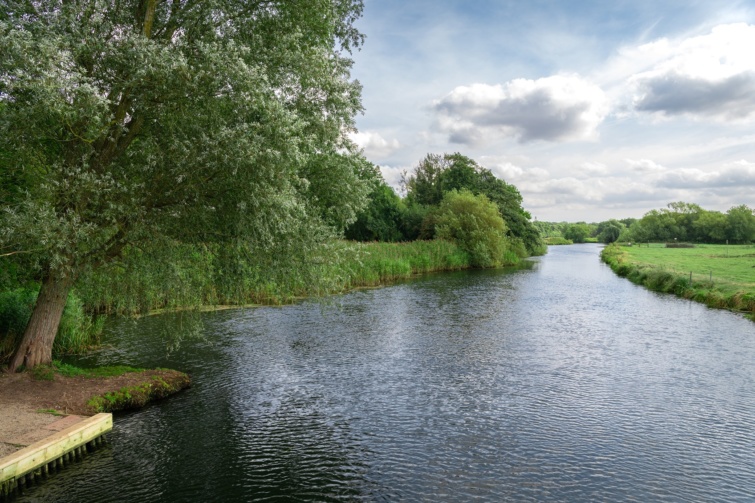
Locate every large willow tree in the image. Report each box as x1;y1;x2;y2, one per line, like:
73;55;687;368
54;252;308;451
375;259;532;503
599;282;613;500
0;0;369;370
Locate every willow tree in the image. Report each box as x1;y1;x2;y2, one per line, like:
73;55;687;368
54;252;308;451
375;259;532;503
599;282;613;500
0;0;369;370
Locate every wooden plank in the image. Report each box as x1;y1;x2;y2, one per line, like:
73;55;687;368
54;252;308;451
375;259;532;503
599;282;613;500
0;413;112;483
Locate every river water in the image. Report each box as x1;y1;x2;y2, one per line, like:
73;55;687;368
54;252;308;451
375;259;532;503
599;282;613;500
18;244;755;502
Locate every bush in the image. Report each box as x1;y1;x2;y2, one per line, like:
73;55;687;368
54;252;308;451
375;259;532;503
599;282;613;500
432;189;511;268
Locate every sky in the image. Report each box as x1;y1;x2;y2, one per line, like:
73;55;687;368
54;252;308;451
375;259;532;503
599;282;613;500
347;0;755;222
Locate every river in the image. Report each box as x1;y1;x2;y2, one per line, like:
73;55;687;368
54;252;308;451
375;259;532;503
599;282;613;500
18;244;755;501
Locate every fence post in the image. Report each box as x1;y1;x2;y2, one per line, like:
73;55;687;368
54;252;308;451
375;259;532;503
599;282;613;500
689;271;692;284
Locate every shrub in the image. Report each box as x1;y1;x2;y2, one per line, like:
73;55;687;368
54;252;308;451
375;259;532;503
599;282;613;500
432;189;510;268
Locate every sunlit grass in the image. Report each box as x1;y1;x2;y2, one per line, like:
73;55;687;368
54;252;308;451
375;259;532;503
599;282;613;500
619;243;755;294
602;243;755;318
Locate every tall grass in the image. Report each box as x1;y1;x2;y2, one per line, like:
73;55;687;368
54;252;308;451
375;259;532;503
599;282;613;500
0;288;105;363
74;239;477;316
601;243;755;319
1;237;521;359
337;240;472;288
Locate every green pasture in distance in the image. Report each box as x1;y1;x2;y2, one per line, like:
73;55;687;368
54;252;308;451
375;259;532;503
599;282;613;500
620;243;755;292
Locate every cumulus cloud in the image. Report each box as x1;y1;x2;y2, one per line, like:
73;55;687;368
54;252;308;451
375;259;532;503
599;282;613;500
657;160;755;188
625;158;666;173
432;75;608;144
482;159;550;182
579;162;609;176
376;164;407;190
628;23;755;120
348;131;401;159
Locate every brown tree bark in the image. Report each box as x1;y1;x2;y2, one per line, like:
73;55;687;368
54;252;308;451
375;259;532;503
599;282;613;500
7;270;76;372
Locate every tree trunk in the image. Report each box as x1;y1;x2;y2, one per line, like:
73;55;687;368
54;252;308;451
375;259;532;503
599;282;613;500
7;270;76;372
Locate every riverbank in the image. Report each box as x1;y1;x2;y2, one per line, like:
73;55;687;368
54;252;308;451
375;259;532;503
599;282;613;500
2;239;485;362
0;364;189;498
0;365;190;459
601;243;755;320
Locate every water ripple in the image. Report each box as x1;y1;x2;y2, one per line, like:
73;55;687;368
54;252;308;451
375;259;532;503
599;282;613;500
23;244;755;502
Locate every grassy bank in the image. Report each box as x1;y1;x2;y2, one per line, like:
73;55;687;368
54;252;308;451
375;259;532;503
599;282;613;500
544;237;573;245
601;243;755;319
2;239;495;360
0;361;191;416
74;239;479;316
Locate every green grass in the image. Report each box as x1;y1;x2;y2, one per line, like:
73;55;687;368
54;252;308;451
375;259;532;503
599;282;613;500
29;361;144;379
53;361;145;378
617;243;755;294
338;240;474;288
2;238;520;359
602;243;755;318
544;237;573;245
73;239;480;315
36;408;65;416
0;288;105;363
86;373;192;413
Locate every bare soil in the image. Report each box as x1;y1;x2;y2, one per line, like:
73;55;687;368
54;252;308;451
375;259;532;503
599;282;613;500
0;369;189;416
0;368;190;458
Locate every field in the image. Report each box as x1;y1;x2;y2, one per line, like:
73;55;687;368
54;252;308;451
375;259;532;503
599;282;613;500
601;243;755;318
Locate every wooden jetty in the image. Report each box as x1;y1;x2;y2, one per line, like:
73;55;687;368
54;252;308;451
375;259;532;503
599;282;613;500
0;413;112;499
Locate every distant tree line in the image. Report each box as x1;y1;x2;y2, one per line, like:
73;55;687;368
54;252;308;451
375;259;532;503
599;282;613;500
621;202;755;244
534;201;755;245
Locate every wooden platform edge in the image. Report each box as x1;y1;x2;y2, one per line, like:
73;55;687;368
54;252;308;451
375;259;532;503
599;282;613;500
0;413;112;484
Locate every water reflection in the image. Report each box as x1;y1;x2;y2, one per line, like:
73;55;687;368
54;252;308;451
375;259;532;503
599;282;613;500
19;244;755;502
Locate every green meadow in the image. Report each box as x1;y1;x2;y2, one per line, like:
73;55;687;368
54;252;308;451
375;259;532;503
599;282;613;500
602;243;755;318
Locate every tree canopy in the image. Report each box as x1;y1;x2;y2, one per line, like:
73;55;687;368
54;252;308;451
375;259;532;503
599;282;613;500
0;0;369;369
622;202;755;244
402;153;544;256
434;190;509;268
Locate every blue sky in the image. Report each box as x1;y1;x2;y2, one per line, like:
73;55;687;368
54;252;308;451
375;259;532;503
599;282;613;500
348;0;755;221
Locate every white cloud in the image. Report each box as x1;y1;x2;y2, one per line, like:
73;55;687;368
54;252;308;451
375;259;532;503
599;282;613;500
348;131;401;159
376;164;407;190
625;158;666;173
482;159;550;182
626;23;755;120
657;160;755;188
432;75;609;144
579;162;609;176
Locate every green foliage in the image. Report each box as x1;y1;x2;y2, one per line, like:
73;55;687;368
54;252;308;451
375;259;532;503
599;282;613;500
544;236;573;245
433;190;511;268
533;221;566;238
0;287;103;362
563;223;592;243
0;0;369;363
53;361;144;378
726;205;755;243
31;364;56;381
71;238;477;316
622;202;755;244
27;360;143;379
302;152;374;234
0;287;36;355
345;174;406;242
601;243;755;319
400;203;432;241
403;153;544;256
404;154;447;206
596;219;625;244
87;373;191;413
340;240;473;287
